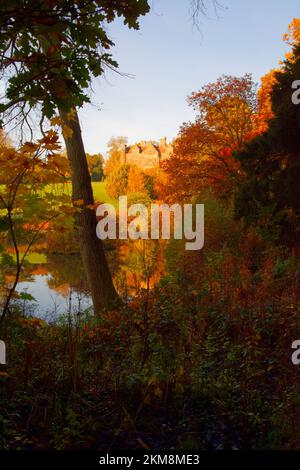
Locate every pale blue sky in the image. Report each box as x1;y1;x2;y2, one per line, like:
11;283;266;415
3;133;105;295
79;0;299;155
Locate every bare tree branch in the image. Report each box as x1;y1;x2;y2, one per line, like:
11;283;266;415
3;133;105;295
190;0;226;27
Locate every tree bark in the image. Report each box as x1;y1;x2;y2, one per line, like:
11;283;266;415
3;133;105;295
59;107;118;313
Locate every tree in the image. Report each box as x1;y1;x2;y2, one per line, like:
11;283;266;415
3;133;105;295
87;153;104;182
106;164;130;199
253;19;300;136
0;1;150;314
163;75;257;201
127;165;147;194
234;42;300;245
254;69;279;135
0;131;71;325
104;137;128;177
188;74;257;148
283;18;300;60
106;162;156;200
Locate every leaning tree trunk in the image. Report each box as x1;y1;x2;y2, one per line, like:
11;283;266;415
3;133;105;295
59;107;118;313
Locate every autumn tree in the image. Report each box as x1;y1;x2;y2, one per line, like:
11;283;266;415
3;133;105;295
253;19;300;135
106;164;130;199
283;18;300;60
127;165;147;194
0;131;72;324
162;75;257;201
253;70;279;135
106;162;156;200
0;1;150;313
104;137;128;177
234;40;300;245
87;153;104;182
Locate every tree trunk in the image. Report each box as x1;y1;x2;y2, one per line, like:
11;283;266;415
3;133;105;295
59;107;118;313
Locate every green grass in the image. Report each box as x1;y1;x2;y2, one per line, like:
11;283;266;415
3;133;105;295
92;182;117;206
1;181;118;214
42;181;117;207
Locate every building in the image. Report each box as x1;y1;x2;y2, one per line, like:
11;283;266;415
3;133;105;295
120;138;172;170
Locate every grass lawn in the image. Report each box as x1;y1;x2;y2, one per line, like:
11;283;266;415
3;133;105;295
42;181;117;207
92;182;117;206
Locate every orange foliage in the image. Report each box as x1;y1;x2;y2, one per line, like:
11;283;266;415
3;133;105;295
254;69;279;134
253;19;300;135
161;123;240;201
127;165;146;194
162;75;256;201
283;17;300;45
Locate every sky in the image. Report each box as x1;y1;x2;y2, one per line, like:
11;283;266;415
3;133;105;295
78;0;300;155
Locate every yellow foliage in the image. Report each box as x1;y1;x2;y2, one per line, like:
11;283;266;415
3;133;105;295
283;18;300;47
62;124;73;139
50;116;62;127
50;114;74;139
21;142;39;153
127;165;146;194
255;69;279;133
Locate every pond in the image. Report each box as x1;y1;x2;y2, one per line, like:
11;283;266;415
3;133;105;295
3;239;165;319
14;252;93;319
17;273;92;319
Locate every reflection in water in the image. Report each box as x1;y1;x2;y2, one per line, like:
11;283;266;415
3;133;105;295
9;239;165;318
15;251;93;318
17;274;92;319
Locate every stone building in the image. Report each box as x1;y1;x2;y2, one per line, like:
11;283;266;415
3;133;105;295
120;138;172;170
